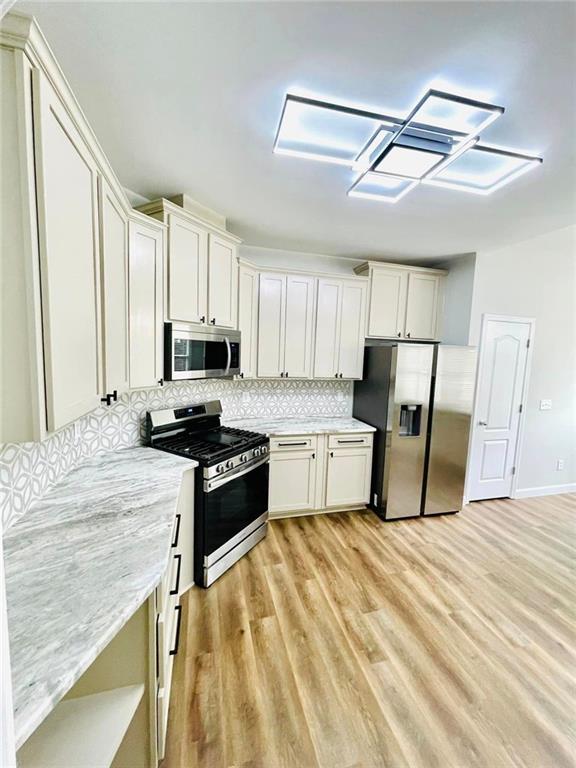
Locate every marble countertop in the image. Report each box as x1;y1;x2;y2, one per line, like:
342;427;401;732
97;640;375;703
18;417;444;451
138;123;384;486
3;447;195;749
224;416;376;436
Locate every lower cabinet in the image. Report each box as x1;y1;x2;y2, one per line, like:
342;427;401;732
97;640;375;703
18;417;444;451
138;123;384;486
268;432;373;518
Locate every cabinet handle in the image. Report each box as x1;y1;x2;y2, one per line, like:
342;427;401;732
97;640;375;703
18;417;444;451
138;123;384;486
339;373;343;378
334;373;339;378
169;604;183;656
330;451;334;458
278;441;308;446
200;315;206;324
406;332;411;338
397;332;402;338
240;372;244;379
337;439;364;444
170;553;182;596
312;452;315;459
210;318;216;325
285;372;289;378
100;393;112;406
280;372;284;378
112;390;118;402
171;513;181;548
158;378;164;387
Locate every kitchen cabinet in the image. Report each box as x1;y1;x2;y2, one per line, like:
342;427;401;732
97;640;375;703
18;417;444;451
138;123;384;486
166;214;208;324
269;440;318;516
237;262;259;378
99;177;129;400
268;432;373;517
258;273;316;378
325;445;372;508
33;69;103;433
136;200;241;331
405;272;442;340
128;219;164;390
208;234;238;328
314;277;367;379
356;261;445;341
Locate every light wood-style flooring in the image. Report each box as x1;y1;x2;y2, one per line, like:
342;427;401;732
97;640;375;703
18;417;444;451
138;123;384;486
163;495;576;768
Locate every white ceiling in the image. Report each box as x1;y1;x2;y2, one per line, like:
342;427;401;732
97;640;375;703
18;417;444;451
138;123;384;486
18;1;576;262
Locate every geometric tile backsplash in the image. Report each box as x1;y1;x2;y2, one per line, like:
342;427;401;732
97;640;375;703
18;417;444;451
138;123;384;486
0;378;352;530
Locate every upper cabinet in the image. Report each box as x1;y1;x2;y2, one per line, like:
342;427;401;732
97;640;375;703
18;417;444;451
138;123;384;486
314;278;367;379
356;262;445;341
237;262;259;379
136;199;240;331
258;273;316;378
128;218;165;390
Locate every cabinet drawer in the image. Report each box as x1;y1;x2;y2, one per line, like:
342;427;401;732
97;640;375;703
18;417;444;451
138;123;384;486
155;549;182;614
328;433;373;449
156;599;182;687
270;435;317;452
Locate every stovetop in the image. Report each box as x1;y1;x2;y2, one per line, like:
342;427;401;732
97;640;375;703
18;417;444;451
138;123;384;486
154;425;266;466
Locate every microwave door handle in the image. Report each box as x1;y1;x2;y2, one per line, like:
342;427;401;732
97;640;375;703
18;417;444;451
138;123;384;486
224;336;231;374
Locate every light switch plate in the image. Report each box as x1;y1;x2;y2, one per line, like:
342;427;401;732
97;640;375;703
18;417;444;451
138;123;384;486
539;399;552;410
557;459;565;471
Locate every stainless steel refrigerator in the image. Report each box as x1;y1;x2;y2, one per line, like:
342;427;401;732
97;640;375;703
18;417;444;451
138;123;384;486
353;341;477;520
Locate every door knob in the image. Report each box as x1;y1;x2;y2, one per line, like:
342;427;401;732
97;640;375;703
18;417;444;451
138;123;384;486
478;420;487;426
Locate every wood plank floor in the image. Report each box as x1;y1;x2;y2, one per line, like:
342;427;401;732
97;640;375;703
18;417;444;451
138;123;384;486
163;494;576;768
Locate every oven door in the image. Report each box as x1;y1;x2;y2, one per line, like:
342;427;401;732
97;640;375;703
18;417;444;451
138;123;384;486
165;323;240;380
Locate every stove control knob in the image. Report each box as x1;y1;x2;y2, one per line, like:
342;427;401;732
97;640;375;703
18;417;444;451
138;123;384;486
216;464;225;474
260;445;268;454
240;454;248;463
226;460;234;469
253;447;261;457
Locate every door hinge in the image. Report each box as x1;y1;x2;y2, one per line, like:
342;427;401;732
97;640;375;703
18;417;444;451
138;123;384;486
511;466;516;475
526;339;530;348
519;404;523;413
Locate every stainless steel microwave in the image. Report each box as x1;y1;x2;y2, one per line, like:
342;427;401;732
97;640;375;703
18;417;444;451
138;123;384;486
164;323;240;380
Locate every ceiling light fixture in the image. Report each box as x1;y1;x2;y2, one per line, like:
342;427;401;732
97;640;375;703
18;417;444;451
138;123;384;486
273;89;542;202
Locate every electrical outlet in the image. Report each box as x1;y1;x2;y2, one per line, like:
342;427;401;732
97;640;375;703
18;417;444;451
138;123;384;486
556;459;565;471
539;399;552;410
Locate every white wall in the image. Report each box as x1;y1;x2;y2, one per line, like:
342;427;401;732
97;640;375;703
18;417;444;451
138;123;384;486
436;253;476;345
469;225;576;496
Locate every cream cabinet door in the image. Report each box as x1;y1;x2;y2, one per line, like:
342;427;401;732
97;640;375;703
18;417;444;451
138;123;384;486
208;235;238;329
405;273;441;340
237;264;259;379
167;215;208;324
325;447;372;507
313;278;341;378
269;450;317;516
33;72;102;432
99;178;129;398
257;273;286;378
284;275;315;379
367;267;408;338
128;220;164;389
337;280;366;379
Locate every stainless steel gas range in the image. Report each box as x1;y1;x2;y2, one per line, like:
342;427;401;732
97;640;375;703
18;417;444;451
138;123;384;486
146;400;269;587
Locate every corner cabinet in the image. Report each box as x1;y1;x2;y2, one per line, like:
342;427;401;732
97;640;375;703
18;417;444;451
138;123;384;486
136;199;240;331
128;219;165;390
356;262;446;341
314;277;367;379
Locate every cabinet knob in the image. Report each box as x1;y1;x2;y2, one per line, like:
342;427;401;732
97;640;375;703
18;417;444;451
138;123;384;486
285;372;289;378
330;451;334;458
280;372;284;378
406;332;411;338
339;373;343;378
397;332;402;338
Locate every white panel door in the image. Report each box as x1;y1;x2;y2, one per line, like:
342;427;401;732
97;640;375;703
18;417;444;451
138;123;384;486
257;273;286;377
208;235;238;329
167;215;207;324
325;447;372;507
337;280;366;378
237;264;259;379
99;178;129;398
405;273;441;340
269;450;317;516
314;278;341;378
468;317;532;500
128;221;164;389
367;267;407;338
33;72;102;432
284;275;315;379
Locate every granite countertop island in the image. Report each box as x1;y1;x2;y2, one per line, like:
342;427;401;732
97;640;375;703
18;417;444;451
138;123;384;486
224;416;376;436
3;446;195;749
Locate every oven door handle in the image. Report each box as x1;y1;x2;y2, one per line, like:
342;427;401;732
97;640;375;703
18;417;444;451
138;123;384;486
205;454;269;492
224;336;231;375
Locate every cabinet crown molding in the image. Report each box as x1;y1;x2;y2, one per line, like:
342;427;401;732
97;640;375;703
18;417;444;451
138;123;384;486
239;259;369;282
354;260;448;276
137;198;242;244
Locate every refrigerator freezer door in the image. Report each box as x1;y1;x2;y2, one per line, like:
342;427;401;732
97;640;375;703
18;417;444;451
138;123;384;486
423;346;477;515
385;344;435;519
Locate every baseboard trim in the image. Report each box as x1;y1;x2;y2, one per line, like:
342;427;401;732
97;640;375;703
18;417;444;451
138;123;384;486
514;483;576;499
270;504;367;520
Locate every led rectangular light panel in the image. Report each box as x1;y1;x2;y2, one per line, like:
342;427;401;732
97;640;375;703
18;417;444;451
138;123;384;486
348;172;418;203
408;90;504;137
375;145;445;178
